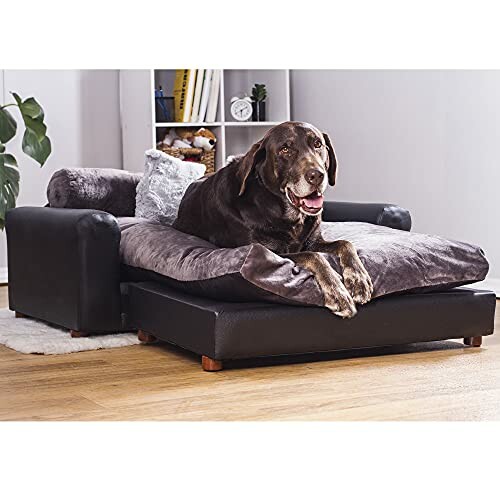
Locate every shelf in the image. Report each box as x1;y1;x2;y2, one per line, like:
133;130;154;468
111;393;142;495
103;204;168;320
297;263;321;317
224;121;282;127
156;121;280;128
155;122;222;128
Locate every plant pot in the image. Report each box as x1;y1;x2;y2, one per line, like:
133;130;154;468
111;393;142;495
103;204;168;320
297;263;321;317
252;101;266;122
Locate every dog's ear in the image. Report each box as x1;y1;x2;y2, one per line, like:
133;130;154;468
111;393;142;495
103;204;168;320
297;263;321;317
237;140;266;196
323;132;338;186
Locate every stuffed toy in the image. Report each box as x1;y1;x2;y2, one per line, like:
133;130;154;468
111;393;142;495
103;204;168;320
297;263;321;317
162;129;191;148
192;128;217;151
163;128;217;152
162;129;178;147
172;138;193;148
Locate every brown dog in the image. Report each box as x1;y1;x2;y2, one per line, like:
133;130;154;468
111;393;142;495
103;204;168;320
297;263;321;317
173;121;373;318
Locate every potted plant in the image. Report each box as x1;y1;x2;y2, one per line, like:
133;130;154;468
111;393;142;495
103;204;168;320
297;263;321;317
251;83;267;122
0;93;51;229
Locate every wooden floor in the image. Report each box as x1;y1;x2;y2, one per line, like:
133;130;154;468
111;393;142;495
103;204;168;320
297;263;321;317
0;285;498;421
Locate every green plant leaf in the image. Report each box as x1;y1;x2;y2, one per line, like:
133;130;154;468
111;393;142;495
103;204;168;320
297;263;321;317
11;92;22;106
22;128;51;166
23;115;47;141
0;107;17;143
13;93;51;165
18;97;44;120
251;83;267;102
0;154;20;230
2;153;17;167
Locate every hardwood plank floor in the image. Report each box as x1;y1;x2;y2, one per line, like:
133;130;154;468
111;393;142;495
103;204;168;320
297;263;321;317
0;285;498;421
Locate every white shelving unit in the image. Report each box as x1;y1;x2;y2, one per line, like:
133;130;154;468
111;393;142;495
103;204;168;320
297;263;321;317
119;69;290;172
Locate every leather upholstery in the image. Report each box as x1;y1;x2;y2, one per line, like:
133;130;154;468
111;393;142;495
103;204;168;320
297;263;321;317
323;201;412;231
6;207;123;332
128;282;496;361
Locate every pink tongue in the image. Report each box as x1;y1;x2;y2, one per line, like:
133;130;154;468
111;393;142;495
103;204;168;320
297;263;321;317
303;194;324;209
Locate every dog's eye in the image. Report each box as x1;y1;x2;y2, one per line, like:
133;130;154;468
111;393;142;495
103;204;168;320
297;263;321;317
279;146;290;155
314;139;323;149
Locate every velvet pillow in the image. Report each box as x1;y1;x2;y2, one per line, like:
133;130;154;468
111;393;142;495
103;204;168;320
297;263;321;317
135;150;206;224
120;221;489;307
47;168;142;216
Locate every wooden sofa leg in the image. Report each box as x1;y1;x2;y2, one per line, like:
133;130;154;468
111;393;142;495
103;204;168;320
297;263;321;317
202;356;223;372
138;330;157;343
464;336;482;347
70;330;89;338
15;312;26;318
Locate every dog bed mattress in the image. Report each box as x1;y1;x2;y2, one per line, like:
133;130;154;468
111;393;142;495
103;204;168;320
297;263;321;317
119;221;489;307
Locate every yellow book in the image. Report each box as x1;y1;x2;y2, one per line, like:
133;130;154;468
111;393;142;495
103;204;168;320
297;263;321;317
173;69;197;122
173;69;189;122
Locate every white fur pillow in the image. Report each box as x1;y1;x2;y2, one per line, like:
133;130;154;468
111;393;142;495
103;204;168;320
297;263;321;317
135;150;206;224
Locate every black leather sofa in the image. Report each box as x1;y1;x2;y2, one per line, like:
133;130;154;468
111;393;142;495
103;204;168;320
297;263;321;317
5;202;496;371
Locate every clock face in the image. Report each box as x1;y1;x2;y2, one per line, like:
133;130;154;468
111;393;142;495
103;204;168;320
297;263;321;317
230;99;253;121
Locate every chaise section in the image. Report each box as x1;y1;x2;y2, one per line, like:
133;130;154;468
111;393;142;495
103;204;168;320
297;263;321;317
6;207;124;333
127;281;496;371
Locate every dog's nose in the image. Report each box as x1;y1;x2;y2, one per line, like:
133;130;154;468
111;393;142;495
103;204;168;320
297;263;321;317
305;168;324;186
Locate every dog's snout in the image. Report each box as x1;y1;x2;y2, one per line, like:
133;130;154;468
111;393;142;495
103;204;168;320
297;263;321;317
305;168;324;186
209;139;215;145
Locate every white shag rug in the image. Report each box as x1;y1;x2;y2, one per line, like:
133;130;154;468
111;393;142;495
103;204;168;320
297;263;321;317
0;309;140;355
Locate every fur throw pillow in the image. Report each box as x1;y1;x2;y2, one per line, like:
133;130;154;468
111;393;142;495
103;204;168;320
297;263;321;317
135;150;206;224
47;168;142;216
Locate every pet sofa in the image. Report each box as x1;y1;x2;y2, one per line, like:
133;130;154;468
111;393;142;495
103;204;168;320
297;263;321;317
5;168;496;371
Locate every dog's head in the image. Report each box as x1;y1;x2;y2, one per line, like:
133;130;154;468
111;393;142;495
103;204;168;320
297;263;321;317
237;121;337;216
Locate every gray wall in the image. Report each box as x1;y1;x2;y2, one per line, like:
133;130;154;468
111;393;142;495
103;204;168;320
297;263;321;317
0;70;123;275
291;70;500;281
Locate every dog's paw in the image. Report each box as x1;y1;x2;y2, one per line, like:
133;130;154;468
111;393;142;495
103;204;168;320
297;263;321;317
343;267;373;305
324;285;357;319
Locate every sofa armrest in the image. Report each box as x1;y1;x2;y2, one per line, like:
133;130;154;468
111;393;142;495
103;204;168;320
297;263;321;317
6;207;123;333
322;201;412;231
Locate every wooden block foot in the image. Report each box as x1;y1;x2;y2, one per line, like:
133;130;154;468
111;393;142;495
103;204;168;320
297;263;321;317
70;330;89;338
138;330;157;343
202;356;223;372
15;312;26;318
464;336;482;347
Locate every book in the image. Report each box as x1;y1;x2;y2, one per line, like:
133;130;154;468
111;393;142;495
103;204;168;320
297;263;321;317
182;69;197;122
190;69;205;123
173;69;188;122
173;69;197;122
205;70;221;123
197;69;213;123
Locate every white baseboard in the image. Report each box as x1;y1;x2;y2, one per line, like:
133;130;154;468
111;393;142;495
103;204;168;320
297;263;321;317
0;267;7;285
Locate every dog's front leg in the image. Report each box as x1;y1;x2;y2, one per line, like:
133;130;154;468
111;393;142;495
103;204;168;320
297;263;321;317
308;239;373;305
285;251;357;318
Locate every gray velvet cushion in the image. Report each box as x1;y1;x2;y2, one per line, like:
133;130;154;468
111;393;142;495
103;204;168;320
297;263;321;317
116;217;149;231
47;168;142;216
120;221;489;306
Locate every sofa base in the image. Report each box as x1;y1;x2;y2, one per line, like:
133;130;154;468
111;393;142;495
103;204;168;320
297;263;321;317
12;284;496;371
126;282;496;370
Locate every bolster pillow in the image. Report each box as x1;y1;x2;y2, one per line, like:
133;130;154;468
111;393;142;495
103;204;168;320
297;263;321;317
47;168;143;217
